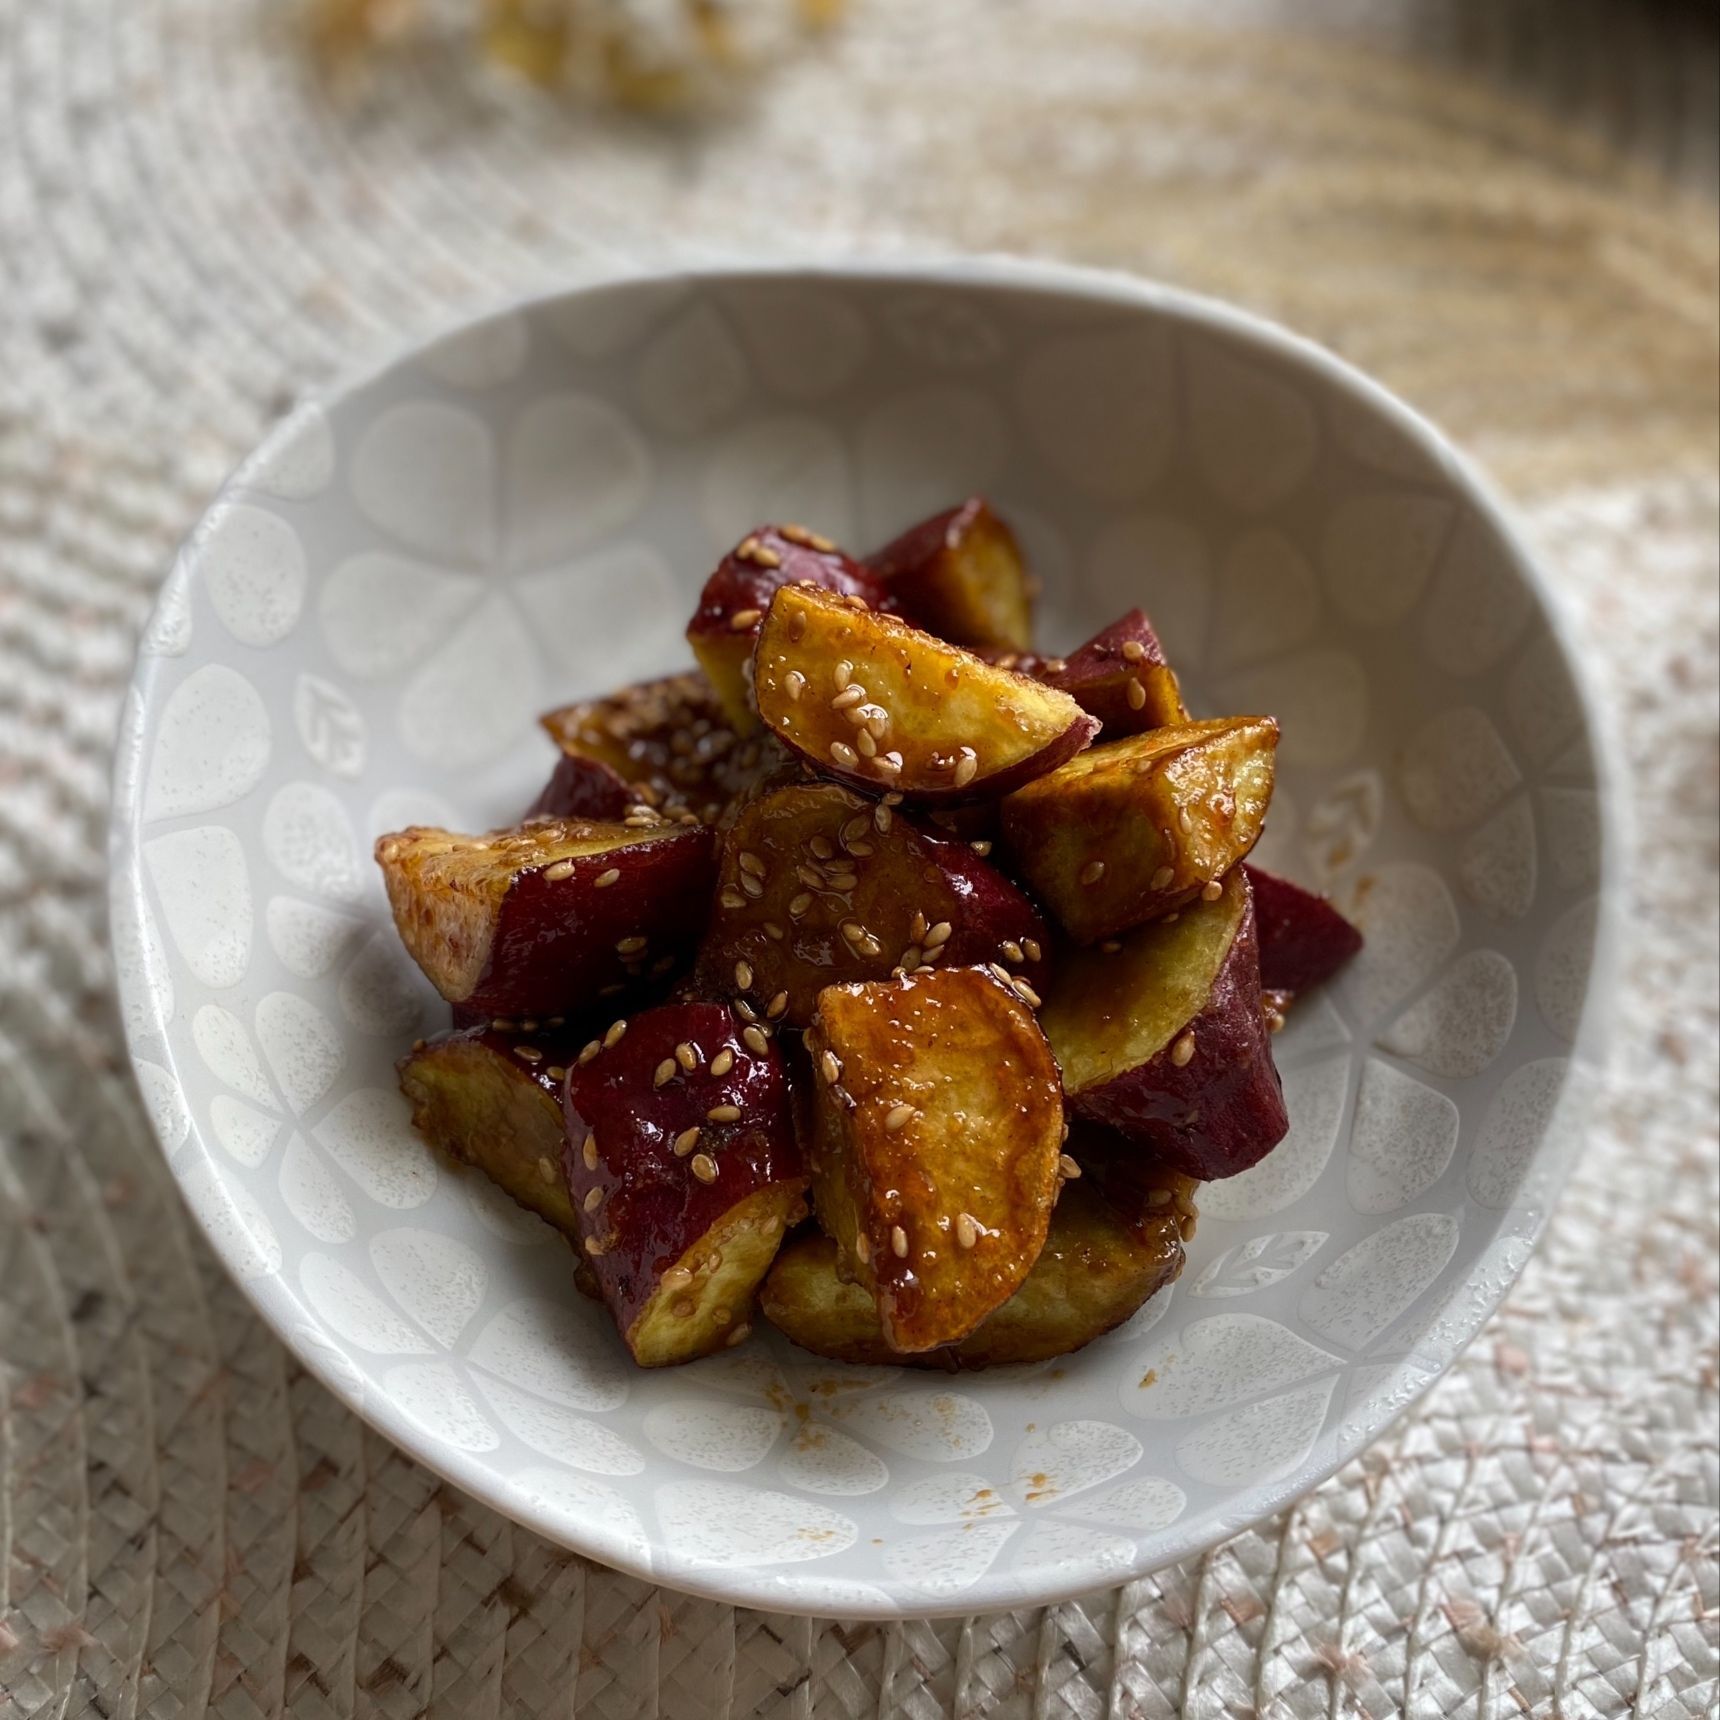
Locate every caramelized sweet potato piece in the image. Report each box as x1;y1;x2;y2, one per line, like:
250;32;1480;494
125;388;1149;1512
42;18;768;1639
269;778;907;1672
1244;863;1364;996
1065;1122;1203;1246
754;585;1098;803
760;1178;1185;1368
687;526;888;732
1048;609;1190;734
692;780;1052;1028
1000;716;1277;943
563;1001;808;1366
1040;869;1288;1180
867;497;1035;652
376;817;715;1018
805;968;1065;1352
536;672;772;826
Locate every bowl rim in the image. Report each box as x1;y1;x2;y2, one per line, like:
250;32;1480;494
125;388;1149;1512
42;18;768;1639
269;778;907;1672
109;252;1625;1619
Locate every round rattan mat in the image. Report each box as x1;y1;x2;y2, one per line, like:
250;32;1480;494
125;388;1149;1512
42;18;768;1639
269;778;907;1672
1;2;1716;1714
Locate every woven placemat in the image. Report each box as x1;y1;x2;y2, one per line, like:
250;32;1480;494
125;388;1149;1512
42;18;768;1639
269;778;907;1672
1;2;1716;1714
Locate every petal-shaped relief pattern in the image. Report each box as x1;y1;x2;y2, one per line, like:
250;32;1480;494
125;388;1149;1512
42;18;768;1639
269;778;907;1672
889;1472;1014;1526
239;402;334;501
193;1003;274;1106
701;415;855;550
467;1296;630;1412
470;1375;645;1476
636;304;751;436
1053;1475;1186;1534
1212;531;1319;672
419;313;529;389
1008;1420;1140;1509
314;1086;438;1209
540;277;689;357
1421;511;1533;679
144;824;252;988
1377;949;1518;1079
1017;328;1175;500
1341;862;1461;1026
831;1389;993;1462
144;664;271;821
278;1132;356;1244
1400;706;1522;834
1380;1234;1536;1370
1010;1523;1138;1589
882;292;1004;368
1186;339;1318;514
134;1059;190;1154
383;1362;499;1453
1189;1231;1328;1298
514;545;683;684
1270;991;1351;1063
1216;651;1366;770
858;386;1008;538
266;896;366;980
1327;397;1451;483
338;931;432;1038
113;880;174;1038
504;394;651;570
210;1095;281;1168
511;1467;649;1563
655;1481;856;1568
880;1521;1018;1597
320;554;482;682
724;286;870;398
1198;1055;1348;1223
179;1163;282;1281
370;1228;488;1350
352;401;497;564
1540;787;1602;893
1507;632;1586;768
1175;1379;1335;1487
293;674;366;780
1346;1059;1459;1215
642;1401;785;1473
254;990;344;1116
1320;493;1453;628
1458;796;1538;922
263;781;365;903
1128;1313;1341;1421
1468;1058;1572;1210
1300;1212;1460;1351
776;1423;889;1497
301;1253;433;1354
200;502;307;648
674;1349;795;1400
1302;770;1381;886
399;596;542;770
1086;513;1211;666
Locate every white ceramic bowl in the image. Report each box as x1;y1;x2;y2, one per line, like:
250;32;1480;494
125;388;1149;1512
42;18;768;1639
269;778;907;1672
111;259;1618;1617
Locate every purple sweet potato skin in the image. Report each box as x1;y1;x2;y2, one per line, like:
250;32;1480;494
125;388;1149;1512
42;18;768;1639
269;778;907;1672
526;753;636;823
1067;893;1288;1179
1046;609;1188;735
687;527;888;642
1245;864;1364;996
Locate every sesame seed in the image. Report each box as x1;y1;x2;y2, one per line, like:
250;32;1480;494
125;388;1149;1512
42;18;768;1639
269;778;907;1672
672;1297;696;1318
785;670;807;701
955;1212;980;1249
909;910;928;941
1012;978;1043;1007
876;752;904;775
778;522;814;546
595;868;621;889
545;1066;567;1082
720;887;747;910
855;1232;871;1264
583;1186;604;1213
766;991;789;1019
848;840;874;857
603;1019;628;1048
900;945;923;969
952;748;979;788
686;1150;719;1185
855;729;878;757
1146;1186;1174;1208
537;1156;557;1185
662;1265;693;1292
831;684;866;711
1024;937;1043;962
1080;860;1106;886
750;544;782;569
820;1049;842;1085
734;960;753;991
834;660;854;686
764;921;785;940
734;999;758;1022
673;1126;701;1157
584;1236;606;1256
544;859;575;882
1044;657;1067;673
711;1305;734;1326
1151;866;1176;891
1126;677;1147;711
970;839;992;856
840;920;867;944
1101;939;1123;953
706;1104;742;1123
810;836;835;860
788;891;813;917
925;921;952;948
884;1103;917;1132
1001;940;1025;963
1059;1153;1082;1179
739;872;765;899
742;1025;770;1055
1171;1032;1196;1067
1202;879;1224;901
1121;639;1147;662
890;1225;909;1259
830;741;859;768
795;864;824;890
883;792;904;806
873;804;893;835
581;1133;599;1169
729;608;763;631
654;1058;677;1088
578;1039;602;1064
675;1042;698;1071
1178;809;1195;834
515;1044;543;1063
988;962;1012;984
710;1047;735;1077
617;935;648;955
725;1323;752;1347
738;851;766;876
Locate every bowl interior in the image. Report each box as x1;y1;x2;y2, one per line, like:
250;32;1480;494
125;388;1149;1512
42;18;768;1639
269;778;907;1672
113;262;1610;1616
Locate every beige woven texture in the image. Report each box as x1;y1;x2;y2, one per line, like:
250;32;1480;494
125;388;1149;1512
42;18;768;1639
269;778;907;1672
1;1;1717;1714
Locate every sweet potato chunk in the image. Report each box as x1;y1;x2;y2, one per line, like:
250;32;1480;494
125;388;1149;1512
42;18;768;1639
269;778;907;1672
805;968;1065;1352
754;585;1098;803
867;497;1034;652
1244;863;1364;996
563;1001;808;1366
760;1180;1184;1368
1001;716;1277;943
536;672;772;826
687;526;888;732
1040;869;1288;1179
1065;1122;1203;1246
1048;609;1190;734
375;817;715;1017
693;780;1052;1028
